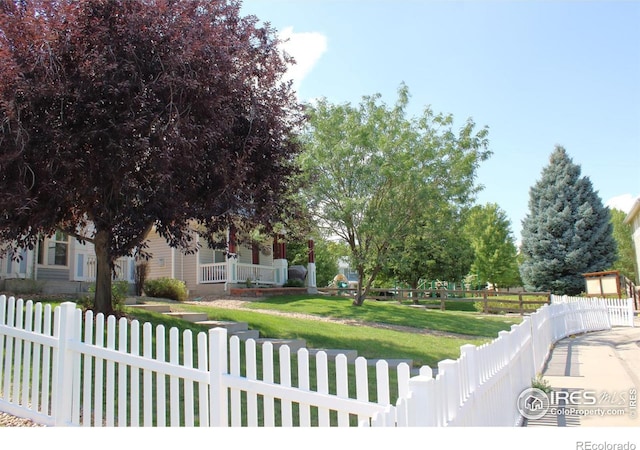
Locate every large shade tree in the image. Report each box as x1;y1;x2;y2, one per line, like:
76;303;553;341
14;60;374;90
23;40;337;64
382;204;474;291
463;203;521;290
299;84;491;305
519;146;616;295
0;0;302;315
609;208;638;284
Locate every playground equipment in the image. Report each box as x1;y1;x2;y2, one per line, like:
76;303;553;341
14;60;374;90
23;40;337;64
333;273;349;292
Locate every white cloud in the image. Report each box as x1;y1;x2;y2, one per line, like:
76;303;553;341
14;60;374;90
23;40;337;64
605;193;638;213
278;26;327;95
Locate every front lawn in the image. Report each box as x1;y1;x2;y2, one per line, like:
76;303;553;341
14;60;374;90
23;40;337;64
125;305;486;368
238;294;522;338
156;293;524;367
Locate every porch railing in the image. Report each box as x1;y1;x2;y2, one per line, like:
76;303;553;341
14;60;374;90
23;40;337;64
237;263;276;285
199;263;227;284
199;261;276;285
85;256;134;283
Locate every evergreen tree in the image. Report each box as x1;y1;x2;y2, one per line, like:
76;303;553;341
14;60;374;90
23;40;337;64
519;146;616;295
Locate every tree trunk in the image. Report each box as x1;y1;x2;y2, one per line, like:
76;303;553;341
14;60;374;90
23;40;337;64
93;229;114;316
352;265;382;307
410;280;419;304
352;268;366;306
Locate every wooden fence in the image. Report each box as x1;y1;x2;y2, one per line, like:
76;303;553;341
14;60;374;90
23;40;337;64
322;287;551;315
0;293;634;427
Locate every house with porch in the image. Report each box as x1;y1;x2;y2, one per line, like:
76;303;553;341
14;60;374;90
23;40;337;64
1;224;317;297
142;225;293;296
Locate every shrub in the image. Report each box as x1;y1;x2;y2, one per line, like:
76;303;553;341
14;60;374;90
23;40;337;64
112;280;130;303
4;278;44;295
143;277;188;302
83;280;130;313
283;278;305;288
531;375;552;394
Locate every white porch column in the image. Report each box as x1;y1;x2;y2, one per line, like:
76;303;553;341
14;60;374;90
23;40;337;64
307;238;317;294
273;233;288;286
225;226;239;291
307;263;317;293
273;258;288;286
226;256;238;287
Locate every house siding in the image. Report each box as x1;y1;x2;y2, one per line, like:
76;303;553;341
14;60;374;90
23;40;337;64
236;244;274;266
37;267;70;281
144;230;199;293
624;198;640;286
237;244;252;265
631;225;640;285
145;230;174;280
171;251;198;290
260;249;274;266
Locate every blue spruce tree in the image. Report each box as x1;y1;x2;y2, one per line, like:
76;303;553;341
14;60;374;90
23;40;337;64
519;146;616;295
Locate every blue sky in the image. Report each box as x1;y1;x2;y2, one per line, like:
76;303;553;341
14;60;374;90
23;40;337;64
241;0;640;242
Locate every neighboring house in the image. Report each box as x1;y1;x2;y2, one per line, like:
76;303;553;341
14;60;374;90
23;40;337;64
623;197;640;294
0;230;135;295
336;257;359;289
1;224;316;297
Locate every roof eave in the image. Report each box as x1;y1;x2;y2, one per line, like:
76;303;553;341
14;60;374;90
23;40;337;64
623;197;640;224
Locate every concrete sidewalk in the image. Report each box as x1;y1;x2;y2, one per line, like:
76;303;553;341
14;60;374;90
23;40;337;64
526;316;640;427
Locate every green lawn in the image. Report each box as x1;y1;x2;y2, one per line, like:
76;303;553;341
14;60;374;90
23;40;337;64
237;294;521;337
126;305;485;368
146;294;523;368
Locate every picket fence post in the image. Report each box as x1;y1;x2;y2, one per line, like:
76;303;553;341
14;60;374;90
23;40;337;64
405;367;435;426
460;344;477;397
52;302;77;426
208;327;228;427
438;359;459;425
626;298;635;327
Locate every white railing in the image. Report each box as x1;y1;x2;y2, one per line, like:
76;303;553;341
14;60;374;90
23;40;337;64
0;295;634;427
85;256;134;283
199;262;277;285
199;263;227;284
113;257;133;282
236;263;276;285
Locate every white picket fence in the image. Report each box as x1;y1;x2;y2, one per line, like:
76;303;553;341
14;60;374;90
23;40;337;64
550;294;636;327
0;294;634;427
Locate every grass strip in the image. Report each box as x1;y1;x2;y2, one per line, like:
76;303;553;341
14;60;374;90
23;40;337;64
230;294;522;338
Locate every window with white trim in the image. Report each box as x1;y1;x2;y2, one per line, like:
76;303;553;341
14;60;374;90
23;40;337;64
37;231;69;266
